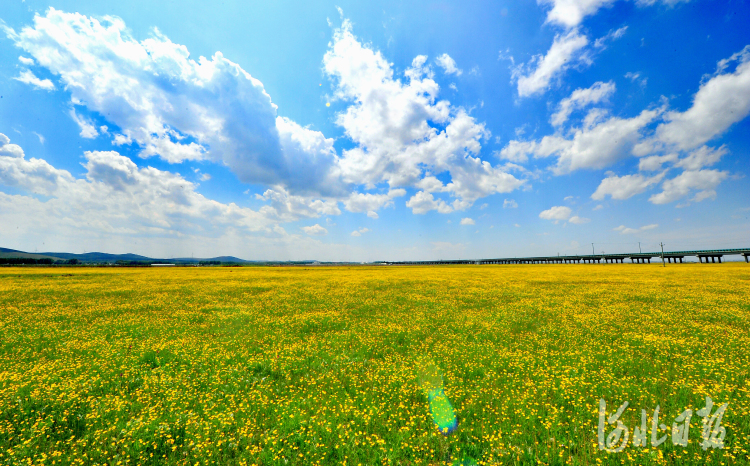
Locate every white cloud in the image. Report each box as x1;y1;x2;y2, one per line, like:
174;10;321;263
0;133;284;238
343;189;406;213
674;145;727;171
13;69;55;91
257;187;341;221
638;153;678;171
634;0;691;6
539;0;617;29
514;223;520;227
0;134;25;158
625;71;640;81
502;107;660;173
591;171;666;200
405;191;455;214
325;22;523;204
551;81;615;127
625;71;648;87
460;217;475;225
540;0;689;29
648;169;728;204
18;56;34;65
435;53;462;76
9;10;524;212
367;210;379;219
514;29;589;97
569;215;590;224
593;26;627;48
69;108;99;139
593;204;604;210
302;224;328;236
653;45;750;152
539;205;572;222
613;223;658;234
350;227;370;237
5;9;342;196
503;199;518;208
32;132;45;144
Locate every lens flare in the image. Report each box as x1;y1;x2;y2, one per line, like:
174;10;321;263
418;361;458;436
451;458;478;466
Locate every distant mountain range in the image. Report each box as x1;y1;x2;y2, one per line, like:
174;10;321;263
0;247;251;264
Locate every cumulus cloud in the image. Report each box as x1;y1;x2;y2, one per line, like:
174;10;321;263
503;199;518;208
435;53;462;75
342;189;406;213
8;10;524;212
13;69;55;90
0;134;25;158
501;107;660;173
504;46;747;208
350;227;370;237
539;205;572;222
405;191;455;214
256;187;341;221
638;153;678;171
652;45;750;152
324;19;523;205
674;145;727;171
513;29;589;97
525;0;677;100
460;217;475;225
648;169;728;204
613;223;658;234
591;171;666;200
5;8;342;196
366;210;379;219
0;133;285;239
302;224;327;236
18;56;35;65
539;0;618;29
551;81;615;127
540;0;689;29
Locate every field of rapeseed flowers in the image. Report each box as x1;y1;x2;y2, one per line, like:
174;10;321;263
1;264;748;465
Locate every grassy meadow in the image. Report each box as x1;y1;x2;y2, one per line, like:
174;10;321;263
1;264;749;465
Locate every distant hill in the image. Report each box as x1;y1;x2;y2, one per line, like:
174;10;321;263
0;247;65;261
40;251;154;262
1;247;250;264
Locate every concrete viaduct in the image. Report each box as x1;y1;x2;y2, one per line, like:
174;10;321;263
380;248;750;266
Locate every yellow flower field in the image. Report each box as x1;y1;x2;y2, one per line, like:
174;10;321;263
1;264;748;465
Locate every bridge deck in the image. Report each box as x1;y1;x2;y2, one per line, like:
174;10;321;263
380;248;750;265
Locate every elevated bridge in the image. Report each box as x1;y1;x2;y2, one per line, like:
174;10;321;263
379;248;750;266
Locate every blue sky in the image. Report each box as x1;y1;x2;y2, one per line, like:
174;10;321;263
0;0;748;261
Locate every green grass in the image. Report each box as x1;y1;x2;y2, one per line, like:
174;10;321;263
0;265;748;465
